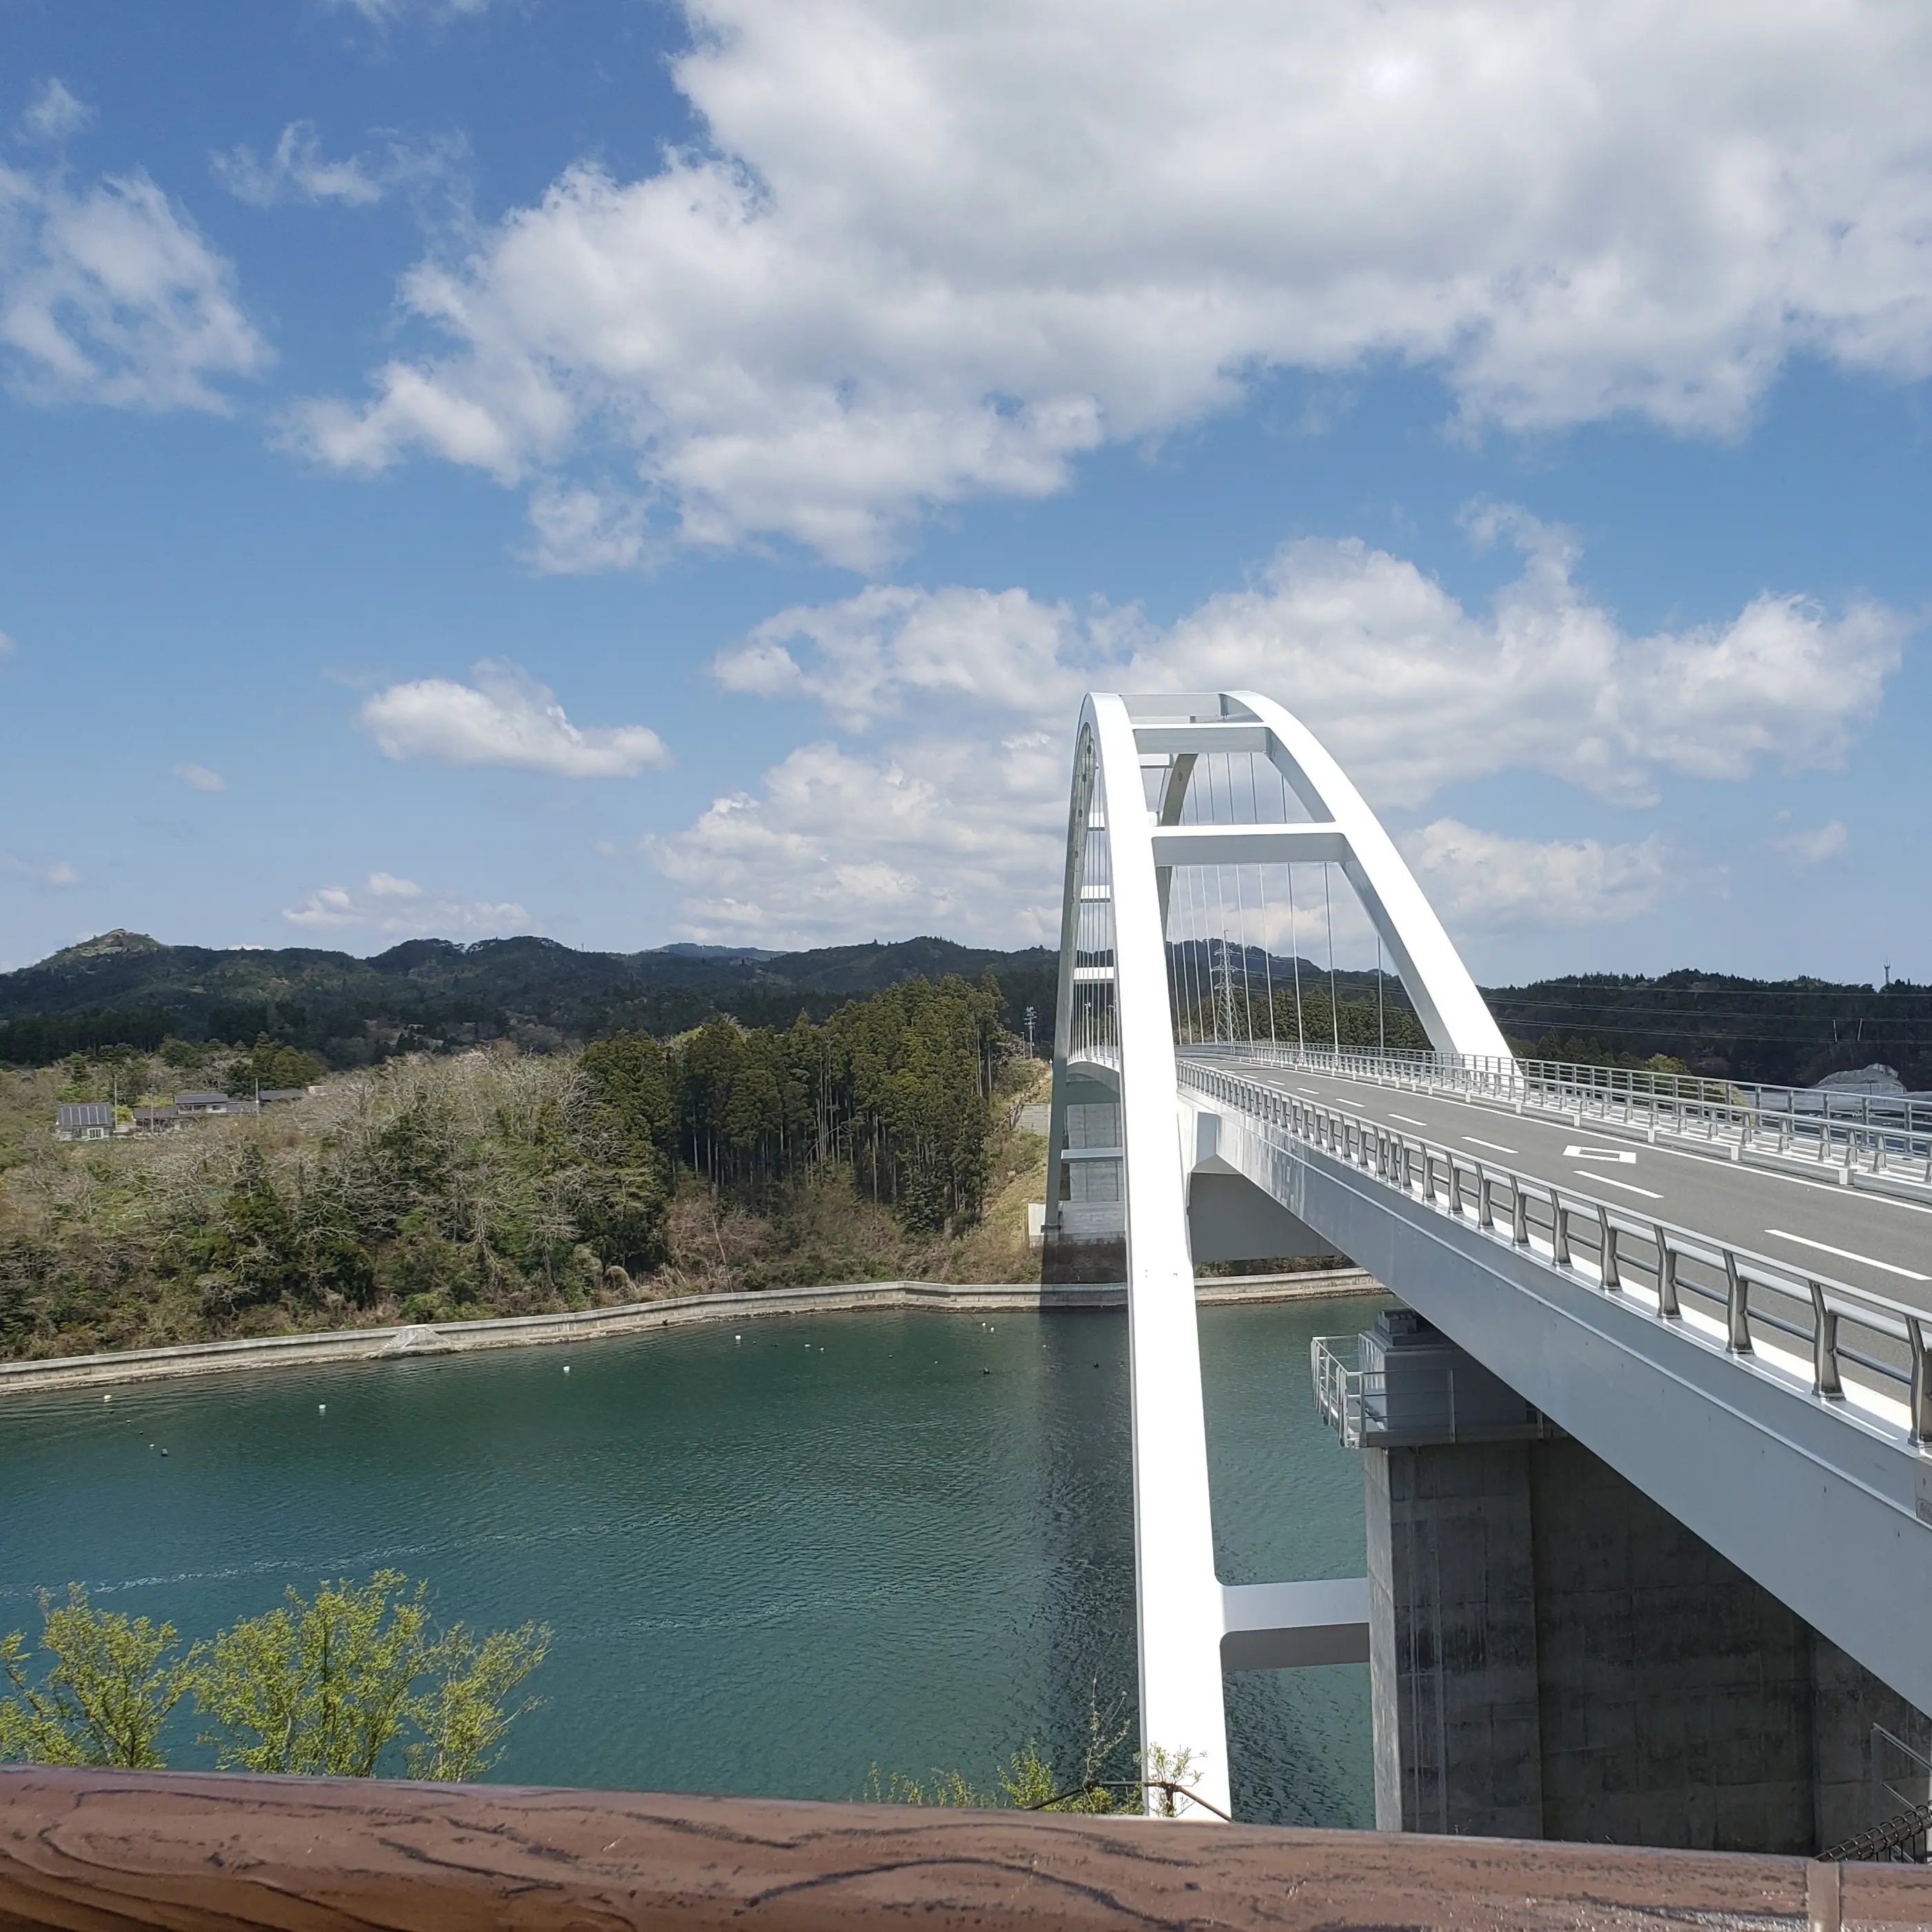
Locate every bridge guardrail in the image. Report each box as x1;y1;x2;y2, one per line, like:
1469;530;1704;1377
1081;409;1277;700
1180;1061;1932;1451
1186;1042;1932;1189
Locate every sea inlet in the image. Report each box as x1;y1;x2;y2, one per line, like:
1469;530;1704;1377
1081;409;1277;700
0;1292;1386;1824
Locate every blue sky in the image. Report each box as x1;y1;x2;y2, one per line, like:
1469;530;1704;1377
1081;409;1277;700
1;0;1927;985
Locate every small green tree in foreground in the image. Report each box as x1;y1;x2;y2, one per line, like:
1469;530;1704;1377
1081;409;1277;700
0;1573;548;1780
0;1587;187;1769
192;1571;550;1780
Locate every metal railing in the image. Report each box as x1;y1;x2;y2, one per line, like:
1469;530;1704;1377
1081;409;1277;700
1180;1060;1932;1447
1824;1799;1932;1864
1310;1333;1551;1450
1311;1333;1362;1444
1187;1041;1932;1189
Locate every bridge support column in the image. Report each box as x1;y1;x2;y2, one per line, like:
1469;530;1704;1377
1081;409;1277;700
1362;1317;1932;1853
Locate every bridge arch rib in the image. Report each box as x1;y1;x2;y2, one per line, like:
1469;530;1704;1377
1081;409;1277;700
1043;690;1511;1820
1045;689;1932;1830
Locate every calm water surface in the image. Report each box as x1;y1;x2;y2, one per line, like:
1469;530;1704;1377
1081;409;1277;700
0;1295;1385;1824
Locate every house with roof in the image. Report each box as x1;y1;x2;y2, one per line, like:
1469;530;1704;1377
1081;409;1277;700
54;1103;115;1142
132;1105;180;1134
173;1091;232;1118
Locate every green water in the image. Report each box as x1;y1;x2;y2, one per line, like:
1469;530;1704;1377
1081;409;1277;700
0;1296;1383;1825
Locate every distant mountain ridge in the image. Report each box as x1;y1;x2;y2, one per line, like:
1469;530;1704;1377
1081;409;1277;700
2;932;1927;1088
0;930;1058;1067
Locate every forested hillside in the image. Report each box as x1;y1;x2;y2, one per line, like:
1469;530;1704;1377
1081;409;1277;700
3;929;1924;1090
0;976;1041;1362
0;930;1056;1069
1489;974;1932;1089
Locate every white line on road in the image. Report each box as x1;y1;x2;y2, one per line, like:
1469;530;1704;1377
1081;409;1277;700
1567;1145;1638;1163
1624;1140;1932;1211
1762;1228;1929;1282
1582;1171;1663;1199
1390;1113;1428;1127
1463;1136;1517;1154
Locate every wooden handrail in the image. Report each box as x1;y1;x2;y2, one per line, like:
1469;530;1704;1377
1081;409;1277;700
2;1769;1930;1929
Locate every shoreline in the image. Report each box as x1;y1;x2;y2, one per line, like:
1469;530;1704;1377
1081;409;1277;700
0;1267;1385;1396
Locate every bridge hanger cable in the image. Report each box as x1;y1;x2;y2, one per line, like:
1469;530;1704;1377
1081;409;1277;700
1288;866;1306;1049
1244;756;1274;1048
1181;861;1197;1045
1181;858;1201;1045
1324;864;1341;1054
1204;756;1221;1041
1378;933;1387;1056
1182;858;1198;1043
1258;867;1278;1046
1233;862;1254;1046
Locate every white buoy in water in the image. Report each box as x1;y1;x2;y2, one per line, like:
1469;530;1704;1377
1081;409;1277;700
563;1365;571;1375
734;1334;742;1342
103;1393;111;1402
318;1404;326;1415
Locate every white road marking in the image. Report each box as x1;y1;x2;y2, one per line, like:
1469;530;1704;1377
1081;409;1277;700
1566;1145;1637;1164
1762;1228;1929;1282
1390;1113;1428;1127
1583;1171;1663;1200
1292;1076;1932;1231
1463;1135;1517;1154
1624;1138;1932;1211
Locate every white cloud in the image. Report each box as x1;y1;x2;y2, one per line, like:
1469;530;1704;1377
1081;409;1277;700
296;0;1932;565
523;485;654;575
19;80;92;144
0;159;268;410
1770;818;1849;869
0;630;14;656
330;0;492;22
171;762;225;792
1405;821;1674;933
1;854;81;889
211;124;462;212
356;658;670;777
654;514;1904;945
720;514;1904;806
212;124;384;208
281;873;525;936
645;732;1067;947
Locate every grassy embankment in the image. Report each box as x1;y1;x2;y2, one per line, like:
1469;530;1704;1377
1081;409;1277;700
0;1051;1051;1364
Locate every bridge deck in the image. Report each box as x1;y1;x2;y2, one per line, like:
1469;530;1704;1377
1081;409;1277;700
1195;1059;1932;1307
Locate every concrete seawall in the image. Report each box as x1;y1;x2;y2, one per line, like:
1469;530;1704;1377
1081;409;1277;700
0;1267;1384;1396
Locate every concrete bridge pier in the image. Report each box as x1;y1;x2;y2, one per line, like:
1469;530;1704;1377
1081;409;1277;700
1362;1311;1932;1854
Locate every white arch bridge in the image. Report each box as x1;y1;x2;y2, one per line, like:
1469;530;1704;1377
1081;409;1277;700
1043;691;1932;1827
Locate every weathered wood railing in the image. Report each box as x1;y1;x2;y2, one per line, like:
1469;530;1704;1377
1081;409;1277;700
3;1769;1931;1929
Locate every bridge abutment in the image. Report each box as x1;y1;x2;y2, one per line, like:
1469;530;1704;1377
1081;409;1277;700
1363;1321;1931;1853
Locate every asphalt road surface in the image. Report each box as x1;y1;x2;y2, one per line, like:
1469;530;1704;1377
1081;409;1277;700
1189;1057;1932;1316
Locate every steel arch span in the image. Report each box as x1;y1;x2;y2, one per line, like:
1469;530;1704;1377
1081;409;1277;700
1043;690;1511;1820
